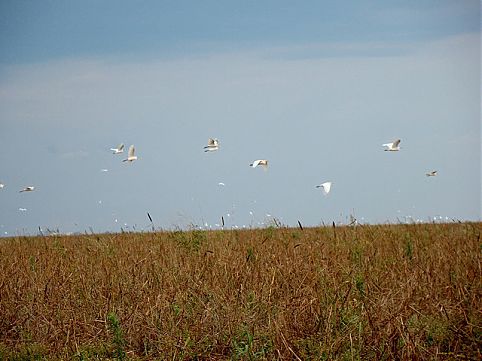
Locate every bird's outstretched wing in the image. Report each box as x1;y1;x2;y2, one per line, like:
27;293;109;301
250;160;261;168
317;182;332;194
128;145;135;157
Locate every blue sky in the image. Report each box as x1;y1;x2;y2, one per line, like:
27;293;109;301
0;1;480;235
0;1;479;63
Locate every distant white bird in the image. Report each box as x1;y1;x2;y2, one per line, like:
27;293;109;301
382;139;401;151
316;181;332;195
426;170;438;177
218;182;226;186
19;186;35;193
204;138;219;152
123;145;137;162
100;169;109;172
0;183;4;189
110;143;125;154
250;159;268;169
18;208;27;212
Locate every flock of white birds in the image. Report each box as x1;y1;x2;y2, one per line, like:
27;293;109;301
105;137;436;203
0;137;438;197
0;137;438;230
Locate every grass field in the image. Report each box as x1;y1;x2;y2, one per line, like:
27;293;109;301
0;222;480;360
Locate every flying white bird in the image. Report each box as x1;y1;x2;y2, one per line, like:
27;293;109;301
100;169;109;172
316;181;332;195
218;182;226;186
204;138;219;152
19;186;35;193
250;159;268;169
382;139;401;151
0;183;4;189
123;145;137;162
110;143;125;154
18;208;27;212
426;170;438;177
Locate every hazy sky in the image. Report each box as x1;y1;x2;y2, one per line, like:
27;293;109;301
0;1;480;235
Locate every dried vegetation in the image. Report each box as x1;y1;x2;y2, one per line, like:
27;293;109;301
0;222;480;360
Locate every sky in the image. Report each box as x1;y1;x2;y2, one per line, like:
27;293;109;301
0;1;480;235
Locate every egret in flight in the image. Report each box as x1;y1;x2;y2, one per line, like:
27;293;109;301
382;139;401;151
110;143;125;154
19;186;35;193
123;145;137;162
204;138;219;152
250;159;268;169
316;182;332;195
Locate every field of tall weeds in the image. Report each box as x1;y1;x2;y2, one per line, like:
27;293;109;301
0;222;480;360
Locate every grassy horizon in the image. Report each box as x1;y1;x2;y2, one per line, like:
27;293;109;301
0;222;480;360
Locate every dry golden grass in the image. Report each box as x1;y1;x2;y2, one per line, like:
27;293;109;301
0;222;480;360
